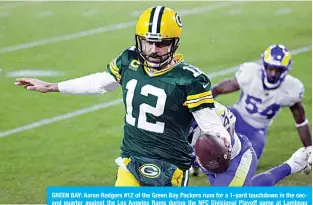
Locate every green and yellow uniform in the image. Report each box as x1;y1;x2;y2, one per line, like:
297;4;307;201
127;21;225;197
107;47;214;186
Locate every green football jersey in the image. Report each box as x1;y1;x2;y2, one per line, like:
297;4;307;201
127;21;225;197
107;47;214;170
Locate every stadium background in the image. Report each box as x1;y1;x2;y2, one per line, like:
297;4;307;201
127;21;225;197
0;1;311;203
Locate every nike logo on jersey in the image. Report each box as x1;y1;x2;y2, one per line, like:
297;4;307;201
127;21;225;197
203;83;210;88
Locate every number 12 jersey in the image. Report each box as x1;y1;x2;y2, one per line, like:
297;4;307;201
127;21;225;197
107;47;214;170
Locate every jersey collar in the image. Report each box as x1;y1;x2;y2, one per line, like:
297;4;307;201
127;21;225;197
144;54;184;77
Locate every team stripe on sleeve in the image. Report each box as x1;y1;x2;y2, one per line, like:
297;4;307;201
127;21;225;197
109;59;121;82
185;91;214;108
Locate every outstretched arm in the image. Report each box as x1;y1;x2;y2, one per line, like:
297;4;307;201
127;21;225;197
290;102;312;147
192;108;232;149
15;72;120;95
211;76;240;98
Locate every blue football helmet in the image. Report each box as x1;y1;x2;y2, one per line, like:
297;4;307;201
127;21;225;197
261;44;292;89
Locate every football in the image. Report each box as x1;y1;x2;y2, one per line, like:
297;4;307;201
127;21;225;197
194;133;231;173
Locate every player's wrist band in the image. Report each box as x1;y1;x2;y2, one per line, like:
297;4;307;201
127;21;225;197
295;119;309;128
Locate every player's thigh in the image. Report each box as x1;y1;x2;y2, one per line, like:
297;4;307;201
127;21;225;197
115;167;141;186
249;130;267;159
229;148;257;186
209;148;257;186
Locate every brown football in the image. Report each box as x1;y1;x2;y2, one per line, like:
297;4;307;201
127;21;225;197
194;133;231;173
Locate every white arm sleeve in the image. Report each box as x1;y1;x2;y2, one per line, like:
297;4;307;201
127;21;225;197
192;107;232;144
58;72;120;95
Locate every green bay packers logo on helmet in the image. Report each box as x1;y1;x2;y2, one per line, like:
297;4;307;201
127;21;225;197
139;164;161;178
175;13;182;27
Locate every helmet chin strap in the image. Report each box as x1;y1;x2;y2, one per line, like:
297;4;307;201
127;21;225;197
135;35;180;70
262;68;288;89
263;77;281;89
144;44;174;70
145;56;172;69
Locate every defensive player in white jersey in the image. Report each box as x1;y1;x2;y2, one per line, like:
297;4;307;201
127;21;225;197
211;44;311;159
189;102;311;186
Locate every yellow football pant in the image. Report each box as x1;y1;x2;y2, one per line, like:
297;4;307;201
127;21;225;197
114;158;188;186
115;166;141;186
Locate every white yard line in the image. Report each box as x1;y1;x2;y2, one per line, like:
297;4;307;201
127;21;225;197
7;70;64;78
0;2;244;54
36;10;54;18
227;9;242;16
208;46;312;78
0;21;136;54
0;46;311;138
81;10;99;17
0;11;10;17
0;1;41;10
275;8;292;15
130;10;141;17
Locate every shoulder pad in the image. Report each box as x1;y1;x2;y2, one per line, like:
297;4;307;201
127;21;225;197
236;62;260;87
281;75;304;106
176;62;209;85
107;46;140;83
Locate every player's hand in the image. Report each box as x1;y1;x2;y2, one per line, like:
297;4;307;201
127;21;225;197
15;78;58;93
304;145;312;164
301;146;312;175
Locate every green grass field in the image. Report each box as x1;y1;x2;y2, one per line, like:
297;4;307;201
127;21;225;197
0;1;312;203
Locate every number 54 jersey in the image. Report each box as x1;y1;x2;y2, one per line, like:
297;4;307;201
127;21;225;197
107;47;214;170
233;62;304;129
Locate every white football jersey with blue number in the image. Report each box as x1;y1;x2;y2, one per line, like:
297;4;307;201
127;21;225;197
215;102;241;158
233;62;304;129
191;102;241;159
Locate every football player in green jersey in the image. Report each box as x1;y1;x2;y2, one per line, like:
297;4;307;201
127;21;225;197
15;6;232;186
